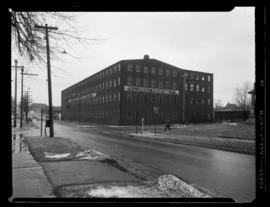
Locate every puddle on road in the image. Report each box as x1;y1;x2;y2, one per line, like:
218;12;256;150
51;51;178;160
12;134;29;154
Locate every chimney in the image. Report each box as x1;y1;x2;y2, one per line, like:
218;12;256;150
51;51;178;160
143;54;150;59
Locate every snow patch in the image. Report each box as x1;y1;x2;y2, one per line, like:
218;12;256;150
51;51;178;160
86;174;211;198
44;152;71;159
76;149;110;160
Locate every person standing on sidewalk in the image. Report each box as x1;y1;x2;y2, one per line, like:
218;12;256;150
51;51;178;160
164;119;171;132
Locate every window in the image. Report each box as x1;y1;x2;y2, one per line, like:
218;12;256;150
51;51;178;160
144;79;149;87
185;83;188;91
106;70;108;76
128;112;132;120
196;75;199;80
151;80;157;88
158;81;164;89
165;81;171;89
158;68;163;76
118;92;120;101
190;97;193;104
208;76;211;81
113;79;117;87
136;93;140;102
195;99;198;104
172;70;177;77
127;64;133;72
117;64;121;72
208;86;211;93
196;84;199;92
202;99;205;104
118;77;121;86
106;82;108;89
113;66;116;73
208;99;211;105
113;94;117;102
109;80;112;88
135;78;141;86
127;92;132;103
202;76;205;81
143;66;149;73
166;69;171;77
190;84;194;91
151;67;156;74
109;94;112;102
127;77;133;86
172;82;177;89
136;65;141;72
190;73;193;79
202;87;205;92
152;94;156;103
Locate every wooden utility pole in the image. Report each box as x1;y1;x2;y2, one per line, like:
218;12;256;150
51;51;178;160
35;24;58;137
40;109;43;136
11;60;23;128
20;71;38;128
182;73;188;124
14;59;17;127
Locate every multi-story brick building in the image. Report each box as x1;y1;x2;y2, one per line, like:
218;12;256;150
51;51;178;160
61;55;213;125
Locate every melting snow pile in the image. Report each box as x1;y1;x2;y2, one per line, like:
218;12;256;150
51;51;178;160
85;174;211;198
44;152;71;159
75;149;110;160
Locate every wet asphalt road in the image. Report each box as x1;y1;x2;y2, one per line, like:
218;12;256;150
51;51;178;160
52;121;255;202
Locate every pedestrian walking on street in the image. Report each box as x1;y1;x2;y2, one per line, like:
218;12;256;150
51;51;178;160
164;119;171;132
44;117;49;136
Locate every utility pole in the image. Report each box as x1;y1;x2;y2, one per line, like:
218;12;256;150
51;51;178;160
24;90;31;123
35;24;58;137
182;73;188;124
14;59;17;127
11;60;23;128
20;70;38;128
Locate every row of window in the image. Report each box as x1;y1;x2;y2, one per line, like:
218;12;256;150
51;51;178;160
64;64;121;94
187;73;211;82
127;64;178;77
66;77;121;98
188;98;211;105
125;92;211;106
68;92;120;104
127;64;212;82
126;77;178;89
126;92;179;105
184;84;211;92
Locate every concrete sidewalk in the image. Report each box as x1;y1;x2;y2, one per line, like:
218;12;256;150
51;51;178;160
11;126;55;200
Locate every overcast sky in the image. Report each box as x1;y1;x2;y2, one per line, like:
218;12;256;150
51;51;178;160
11;8;255;107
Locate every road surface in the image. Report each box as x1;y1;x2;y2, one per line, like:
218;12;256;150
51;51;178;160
51;121;255;202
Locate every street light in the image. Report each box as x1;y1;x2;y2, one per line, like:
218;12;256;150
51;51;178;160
182;73;188;124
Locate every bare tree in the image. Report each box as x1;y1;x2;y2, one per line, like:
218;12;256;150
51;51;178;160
10;10;97;63
233;81;252;111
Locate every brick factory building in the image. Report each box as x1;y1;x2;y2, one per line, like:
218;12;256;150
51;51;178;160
61;55;213;125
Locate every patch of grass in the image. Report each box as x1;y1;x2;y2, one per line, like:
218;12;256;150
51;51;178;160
25;137;82;162
166;123;255;140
